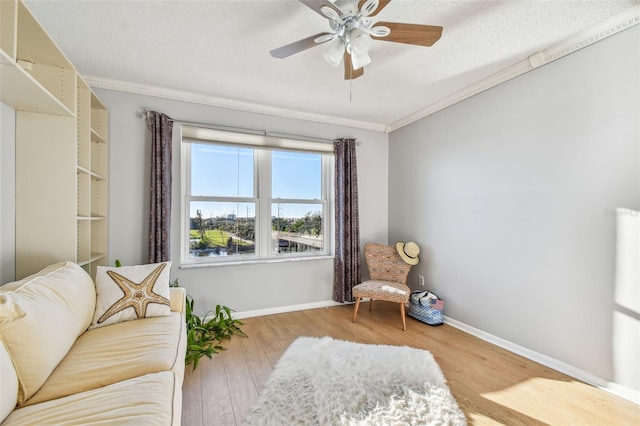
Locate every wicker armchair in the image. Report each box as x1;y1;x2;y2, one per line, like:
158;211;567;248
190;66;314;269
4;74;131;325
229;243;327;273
352;243;412;330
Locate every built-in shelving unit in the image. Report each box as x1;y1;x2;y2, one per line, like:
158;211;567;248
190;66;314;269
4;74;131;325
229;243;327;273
1;0;108;279
81;92;109;277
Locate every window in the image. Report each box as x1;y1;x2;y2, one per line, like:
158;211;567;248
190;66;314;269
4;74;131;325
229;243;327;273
181;125;333;265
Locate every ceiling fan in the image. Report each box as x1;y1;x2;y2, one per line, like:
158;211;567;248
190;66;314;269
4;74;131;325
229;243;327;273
270;0;443;80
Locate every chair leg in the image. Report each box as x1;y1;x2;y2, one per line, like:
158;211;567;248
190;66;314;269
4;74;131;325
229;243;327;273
352;297;361;322
369;298;373;311
400;303;407;331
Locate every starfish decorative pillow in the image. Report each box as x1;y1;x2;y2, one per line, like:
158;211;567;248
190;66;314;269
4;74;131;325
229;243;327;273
90;261;172;329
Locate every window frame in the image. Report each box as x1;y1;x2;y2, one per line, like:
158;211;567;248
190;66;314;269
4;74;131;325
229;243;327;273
180;125;334;267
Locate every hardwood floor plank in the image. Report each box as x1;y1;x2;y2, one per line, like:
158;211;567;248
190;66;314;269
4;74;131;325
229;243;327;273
198;351;235;426
267;312;304;349
220;338;259;425
238;328;273;392
181;363;203;426
182;304;640;425
242;314;285;357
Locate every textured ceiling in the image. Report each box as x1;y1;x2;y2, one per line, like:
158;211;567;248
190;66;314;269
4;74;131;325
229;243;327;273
24;0;640;130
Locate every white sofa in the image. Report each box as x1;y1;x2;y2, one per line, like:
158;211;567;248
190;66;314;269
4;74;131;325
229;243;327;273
0;261;187;425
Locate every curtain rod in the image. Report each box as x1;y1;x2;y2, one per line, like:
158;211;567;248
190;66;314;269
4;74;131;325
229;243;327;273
140;109;360;146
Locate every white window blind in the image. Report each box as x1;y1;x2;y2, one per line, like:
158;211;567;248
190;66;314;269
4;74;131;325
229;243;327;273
181;125;334;154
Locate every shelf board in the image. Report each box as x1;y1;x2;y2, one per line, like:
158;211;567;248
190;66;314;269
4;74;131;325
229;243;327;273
91;128;107;144
91;92;106;110
77;252;106;267
17;1;74;69
0;49;74;116
77;215;106;221
77;165;105;180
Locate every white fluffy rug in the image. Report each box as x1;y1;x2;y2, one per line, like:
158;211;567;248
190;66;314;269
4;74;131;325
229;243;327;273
243;336;467;425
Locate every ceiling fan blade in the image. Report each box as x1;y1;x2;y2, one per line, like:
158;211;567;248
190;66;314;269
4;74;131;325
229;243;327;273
299;0;343;19
344;51;364;80
371;22;443;47
270;33;332;59
358;0;391;17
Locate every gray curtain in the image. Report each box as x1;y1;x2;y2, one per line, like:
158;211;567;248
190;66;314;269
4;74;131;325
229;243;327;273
147;111;173;263
333;138;361;302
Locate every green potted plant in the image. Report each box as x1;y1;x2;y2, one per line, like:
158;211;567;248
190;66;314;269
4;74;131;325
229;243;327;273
183;293;246;370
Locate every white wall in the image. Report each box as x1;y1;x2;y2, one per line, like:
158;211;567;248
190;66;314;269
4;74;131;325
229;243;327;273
0;102;16;285
389;26;640;396
93;89;389;316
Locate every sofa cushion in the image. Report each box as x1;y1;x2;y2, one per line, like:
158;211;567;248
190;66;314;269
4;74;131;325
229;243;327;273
170;286;186;314
0;262;95;405
0;342;18;423
90;262;171;329
1;371;178;426
25;312;186;406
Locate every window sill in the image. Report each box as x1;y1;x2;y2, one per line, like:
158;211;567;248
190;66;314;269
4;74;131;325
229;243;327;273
179;254;334;269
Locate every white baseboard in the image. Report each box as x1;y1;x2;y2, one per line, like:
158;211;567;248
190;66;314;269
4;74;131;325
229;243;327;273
444;315;640;405
234;300;343;320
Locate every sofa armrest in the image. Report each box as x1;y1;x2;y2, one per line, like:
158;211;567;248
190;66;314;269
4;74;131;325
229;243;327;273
169;287;186;313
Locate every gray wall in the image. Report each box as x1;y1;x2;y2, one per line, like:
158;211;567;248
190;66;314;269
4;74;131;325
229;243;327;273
94;89;389;316
389;26;639;394
0;103;15;285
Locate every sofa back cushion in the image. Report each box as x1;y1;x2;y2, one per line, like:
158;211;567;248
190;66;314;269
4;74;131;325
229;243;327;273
0;262;96;405
0;341;18;422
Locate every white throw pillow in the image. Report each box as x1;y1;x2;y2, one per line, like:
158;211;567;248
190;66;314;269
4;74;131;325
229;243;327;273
90;262;171;329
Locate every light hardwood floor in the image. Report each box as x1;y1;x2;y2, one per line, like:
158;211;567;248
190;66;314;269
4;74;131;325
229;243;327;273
182;302;639;425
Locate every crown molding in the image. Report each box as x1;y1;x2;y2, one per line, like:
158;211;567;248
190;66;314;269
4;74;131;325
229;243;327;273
386;5;640;133
85;76;388;133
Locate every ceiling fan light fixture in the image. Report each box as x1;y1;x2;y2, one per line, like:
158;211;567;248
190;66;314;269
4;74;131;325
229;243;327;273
349;28;372;54
322;38;345;67
270;0;444;80
350;49;371;70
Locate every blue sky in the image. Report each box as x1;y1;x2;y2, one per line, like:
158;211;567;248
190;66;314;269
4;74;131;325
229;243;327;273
190;144;323;219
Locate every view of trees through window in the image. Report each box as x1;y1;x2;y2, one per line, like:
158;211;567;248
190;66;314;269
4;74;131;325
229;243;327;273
189;206;324;258
190;207;256;257
187;143;327;260
270;204;324;254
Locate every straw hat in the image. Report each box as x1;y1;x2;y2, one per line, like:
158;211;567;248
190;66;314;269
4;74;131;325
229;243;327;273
396;241;420;265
